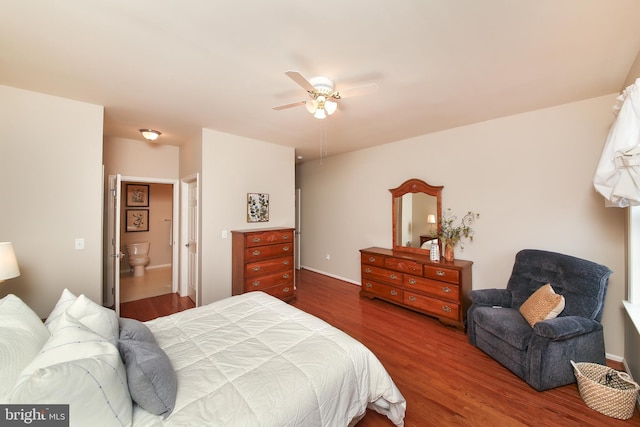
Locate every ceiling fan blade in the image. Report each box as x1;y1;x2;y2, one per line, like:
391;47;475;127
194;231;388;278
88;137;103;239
285;70;316;93
335;83;379;99
273;100;306;110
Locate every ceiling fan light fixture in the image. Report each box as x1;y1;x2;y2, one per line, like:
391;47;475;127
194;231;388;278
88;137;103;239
313;109;326;120
324;100;337;115
139;129;161;141
305;100;317;114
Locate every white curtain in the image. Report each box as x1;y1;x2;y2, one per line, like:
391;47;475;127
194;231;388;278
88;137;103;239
594;78;640;207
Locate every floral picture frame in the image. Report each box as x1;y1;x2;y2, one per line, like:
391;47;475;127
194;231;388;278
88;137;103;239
126;184;149;207
126;209;149;232
247;193;269;222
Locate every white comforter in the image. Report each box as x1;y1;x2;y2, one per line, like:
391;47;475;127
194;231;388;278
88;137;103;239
132;291;406;426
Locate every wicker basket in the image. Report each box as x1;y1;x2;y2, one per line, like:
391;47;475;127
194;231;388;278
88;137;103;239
571;360;639;420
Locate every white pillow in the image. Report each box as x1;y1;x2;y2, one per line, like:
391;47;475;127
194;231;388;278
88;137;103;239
47;293;119;345
44;288;78;327
0;294;50;400
10;313;132;427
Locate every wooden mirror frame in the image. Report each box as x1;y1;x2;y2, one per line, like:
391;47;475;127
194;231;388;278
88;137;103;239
390;178;443;255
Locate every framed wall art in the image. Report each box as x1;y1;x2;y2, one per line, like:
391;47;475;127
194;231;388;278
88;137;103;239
127;184;149;207
247;193;269;222
126;209;149;232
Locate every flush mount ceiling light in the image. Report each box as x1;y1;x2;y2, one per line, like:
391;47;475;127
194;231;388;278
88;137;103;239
139;129;161;141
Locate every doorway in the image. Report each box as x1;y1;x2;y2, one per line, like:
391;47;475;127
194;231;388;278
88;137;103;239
105;175;179;315
119;181;174;303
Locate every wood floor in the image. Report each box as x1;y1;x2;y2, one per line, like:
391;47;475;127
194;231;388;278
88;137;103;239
121;269;640;426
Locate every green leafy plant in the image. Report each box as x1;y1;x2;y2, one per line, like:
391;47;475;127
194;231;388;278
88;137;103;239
439;209;480;250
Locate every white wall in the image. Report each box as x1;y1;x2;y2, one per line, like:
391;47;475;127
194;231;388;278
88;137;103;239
199;128;295;304
0;85;104;317
103;136;180;179
297;94;627;358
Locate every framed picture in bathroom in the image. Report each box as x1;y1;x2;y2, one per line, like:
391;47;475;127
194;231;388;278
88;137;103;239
126;184;149;207
126;209;149;232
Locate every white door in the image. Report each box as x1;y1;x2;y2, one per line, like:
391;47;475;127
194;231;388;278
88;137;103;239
181;175;199;305
295;188;301;270
107;174;123;315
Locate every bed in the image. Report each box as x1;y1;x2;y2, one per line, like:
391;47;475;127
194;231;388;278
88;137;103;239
1;290;406;426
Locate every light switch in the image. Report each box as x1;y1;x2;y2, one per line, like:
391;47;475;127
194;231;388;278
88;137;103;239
75;238;85;250
221;230;228;239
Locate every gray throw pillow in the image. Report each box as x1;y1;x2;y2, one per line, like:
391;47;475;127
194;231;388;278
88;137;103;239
119;317;156;343
117;339;177;418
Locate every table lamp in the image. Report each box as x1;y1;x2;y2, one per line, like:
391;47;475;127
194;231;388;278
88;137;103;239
427;214;437;236
0;242;20;282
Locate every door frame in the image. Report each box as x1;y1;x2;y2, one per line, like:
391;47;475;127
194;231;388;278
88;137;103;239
180;173;199;306
107;175;180;312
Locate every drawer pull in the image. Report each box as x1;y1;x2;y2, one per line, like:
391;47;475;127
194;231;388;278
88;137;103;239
252;266;261;272
365;282;373;288
283;287;291;293
282;246;290;252
282;273;290;279
390;274;398;280
365;268;372;273
408;295;416;302
436;270;446;276
252;237;261;243
283;260;289;265
282;235;290;240
368;256;376;262
408;278;416;285
442;286;451;293
251;281;261;287
390;290;398;296
252;250;261;256
442;305;452;312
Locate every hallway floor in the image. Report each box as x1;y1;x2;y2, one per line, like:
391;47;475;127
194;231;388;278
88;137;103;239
120;266;172;303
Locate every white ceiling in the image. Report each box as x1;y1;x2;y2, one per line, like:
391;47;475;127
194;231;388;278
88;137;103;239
2;1;639;162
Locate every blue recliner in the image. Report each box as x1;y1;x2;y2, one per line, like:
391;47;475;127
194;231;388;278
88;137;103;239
467;249;612;391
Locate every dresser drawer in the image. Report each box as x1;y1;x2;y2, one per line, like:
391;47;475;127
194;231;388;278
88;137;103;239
423;265;459;284
362;265;403;286
244;243;293;261
404;275;459;302
261;284;295;300
361;279;403;303
404;291;460;321
245;229;294;248
361;252;385;267
245;256;293;278
245;269;294;291
385;257;423;275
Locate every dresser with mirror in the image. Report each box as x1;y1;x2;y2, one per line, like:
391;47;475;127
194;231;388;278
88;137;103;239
360;178;473;329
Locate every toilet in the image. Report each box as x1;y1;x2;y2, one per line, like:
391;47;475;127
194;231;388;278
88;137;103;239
126;242;150;277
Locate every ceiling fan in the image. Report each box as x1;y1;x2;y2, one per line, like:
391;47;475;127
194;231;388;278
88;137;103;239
273;70;378;119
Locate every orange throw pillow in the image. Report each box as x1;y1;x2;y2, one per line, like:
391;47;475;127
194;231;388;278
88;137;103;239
519;284;565;327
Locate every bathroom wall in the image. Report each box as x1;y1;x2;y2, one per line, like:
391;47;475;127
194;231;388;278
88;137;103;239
120;182;173;272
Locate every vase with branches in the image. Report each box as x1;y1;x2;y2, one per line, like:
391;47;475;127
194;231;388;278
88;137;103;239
438;209;480;262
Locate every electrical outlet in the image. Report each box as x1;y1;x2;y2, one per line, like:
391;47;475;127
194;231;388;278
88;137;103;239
325;254;331;260
221;230;228;239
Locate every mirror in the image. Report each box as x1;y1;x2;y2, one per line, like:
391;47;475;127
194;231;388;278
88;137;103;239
390;178;443;255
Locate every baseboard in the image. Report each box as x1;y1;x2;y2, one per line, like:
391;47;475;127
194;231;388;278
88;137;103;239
299;266;360;286
146;263;171;270
606;352;624;363
119;263;171;274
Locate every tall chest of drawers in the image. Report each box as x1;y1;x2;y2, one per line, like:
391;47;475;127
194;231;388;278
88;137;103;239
232;227;296;302
360;247;472;329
